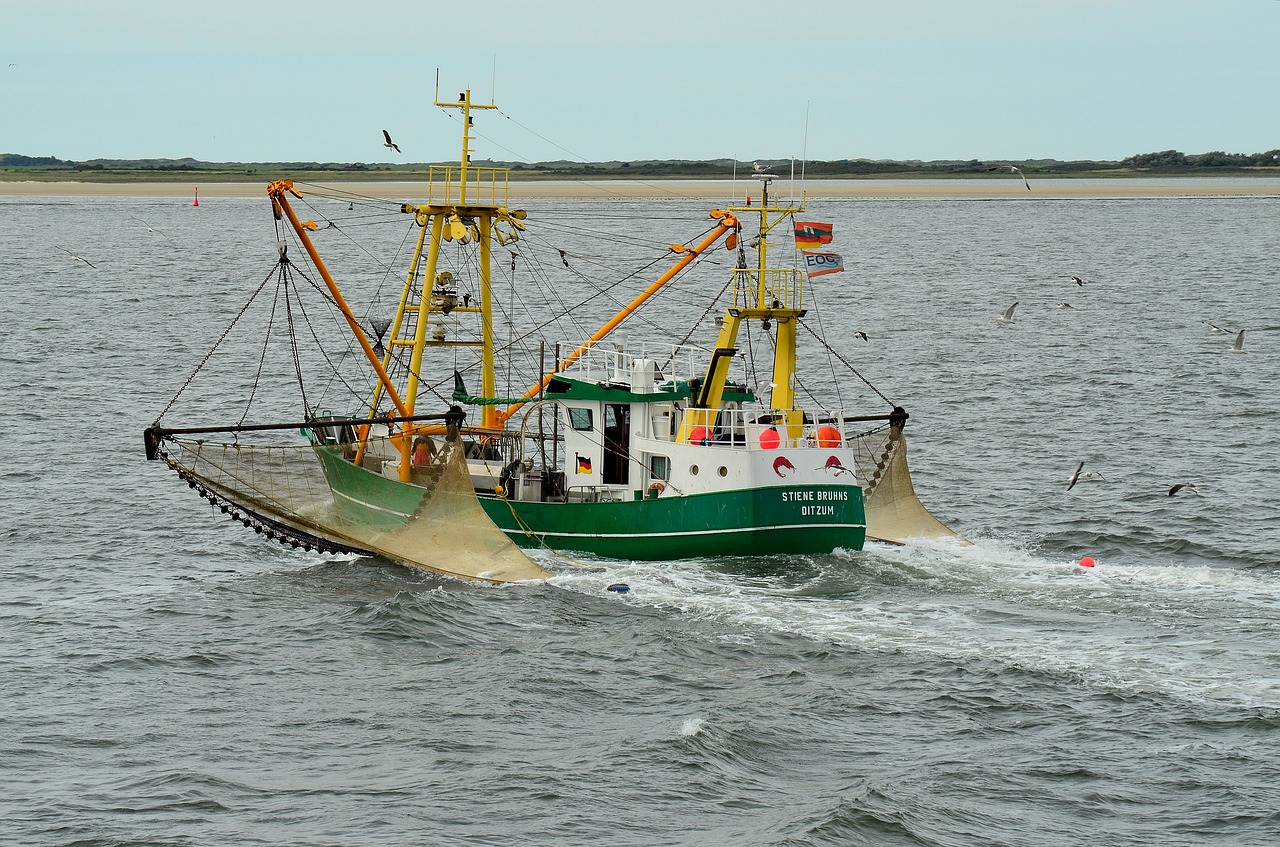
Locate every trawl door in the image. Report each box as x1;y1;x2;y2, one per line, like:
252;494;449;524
603;403;630;485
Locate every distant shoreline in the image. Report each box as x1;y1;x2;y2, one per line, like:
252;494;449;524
2;177;1278;200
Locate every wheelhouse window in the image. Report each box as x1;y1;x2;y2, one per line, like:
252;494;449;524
650;454;671;481
568;407;593;431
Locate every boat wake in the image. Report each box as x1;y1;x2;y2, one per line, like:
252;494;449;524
544;536;1280;712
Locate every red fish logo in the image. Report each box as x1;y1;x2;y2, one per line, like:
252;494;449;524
773;456;795;478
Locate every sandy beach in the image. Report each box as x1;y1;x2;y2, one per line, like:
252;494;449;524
2;178;1278;200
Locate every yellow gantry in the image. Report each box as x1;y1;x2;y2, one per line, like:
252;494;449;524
271;88;812;473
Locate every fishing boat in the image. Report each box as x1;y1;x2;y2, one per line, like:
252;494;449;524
145;86;958;583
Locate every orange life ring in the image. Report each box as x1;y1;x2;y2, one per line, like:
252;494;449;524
647;481;666;498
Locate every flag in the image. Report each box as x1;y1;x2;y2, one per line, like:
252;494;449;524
575;454;593;474
802;251;845;278
794;220;834;248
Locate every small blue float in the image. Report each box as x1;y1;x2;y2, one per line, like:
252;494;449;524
606;583;631;594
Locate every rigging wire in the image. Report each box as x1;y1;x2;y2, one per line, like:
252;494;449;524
796;318;896;407
154;265;280;424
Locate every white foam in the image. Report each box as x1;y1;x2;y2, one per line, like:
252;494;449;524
546;538;1280;711
679;717;706;737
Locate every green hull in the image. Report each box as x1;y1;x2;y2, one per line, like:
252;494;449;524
479;489;863;559
314;445;865;560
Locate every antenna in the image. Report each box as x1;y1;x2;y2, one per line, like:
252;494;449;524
491;55;497;103
434;68;440;102
801;100;810;197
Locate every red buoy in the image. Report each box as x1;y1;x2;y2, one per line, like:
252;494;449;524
1079;556;1096;568
193;188;200;207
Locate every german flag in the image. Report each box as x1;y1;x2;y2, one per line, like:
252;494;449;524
794;221;834;249
575;454;593;474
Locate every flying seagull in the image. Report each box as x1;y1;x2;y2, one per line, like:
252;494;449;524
1070;276;1087;286
56;245;96;269
852;331;869;341
382;129;400;153
1056;302;1074;310
997;301;1018;325
129;214;167;238
1229;330;1246;353
989;164;1030;190
1207;322;1234;334
1168;483;1200;496
1067;461;1105;490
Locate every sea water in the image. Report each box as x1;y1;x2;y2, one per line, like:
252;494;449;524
2;185;1279;845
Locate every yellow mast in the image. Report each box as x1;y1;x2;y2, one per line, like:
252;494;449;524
689;174;806;440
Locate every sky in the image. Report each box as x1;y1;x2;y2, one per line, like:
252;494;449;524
2;0;1278;165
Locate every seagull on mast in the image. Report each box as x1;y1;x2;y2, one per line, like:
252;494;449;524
382;129;401;153
56;245;96;269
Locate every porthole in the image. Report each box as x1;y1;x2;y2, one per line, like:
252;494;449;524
718;466;728;477
690;465;699;475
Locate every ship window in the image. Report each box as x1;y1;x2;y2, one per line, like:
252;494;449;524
650;455;670;481
718;466;728;477
690;464;700;476
568;407;593;431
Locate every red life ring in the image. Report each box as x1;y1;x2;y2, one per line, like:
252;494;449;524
647;481;666;498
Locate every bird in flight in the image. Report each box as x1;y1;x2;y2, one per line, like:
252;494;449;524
1067;461;1105;490
997;301;1018;324
1070;276;1088;286
1168;483;1200;496
1229;330;1246;353
989;164;1030;190
129;214;167;238
382;129;400;153
1056;302;1074;310
1207;322;1234;334
852;331;869;341
56;245;96;269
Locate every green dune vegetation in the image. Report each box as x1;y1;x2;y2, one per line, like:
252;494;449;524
2;149;1278;183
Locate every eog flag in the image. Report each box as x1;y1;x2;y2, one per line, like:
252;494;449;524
794;221;834;248
802;251;845;278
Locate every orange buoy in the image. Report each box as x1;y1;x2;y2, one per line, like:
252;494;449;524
689;426;709;445
193;188;199;207
759;427;781;449
1079;556;1096;568
816;425;841;447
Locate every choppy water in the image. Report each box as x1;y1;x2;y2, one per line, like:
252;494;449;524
3;183;1280;846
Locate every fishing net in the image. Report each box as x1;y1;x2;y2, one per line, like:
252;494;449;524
156;432;552;583
850;427;963;545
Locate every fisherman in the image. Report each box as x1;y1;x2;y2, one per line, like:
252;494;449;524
412;435;434;466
